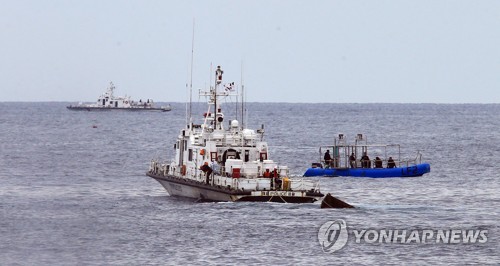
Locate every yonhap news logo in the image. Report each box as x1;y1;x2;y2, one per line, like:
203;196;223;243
318;220;349;253
318;219;488;253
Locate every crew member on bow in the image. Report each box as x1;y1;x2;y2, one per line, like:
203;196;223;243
200;162;213;184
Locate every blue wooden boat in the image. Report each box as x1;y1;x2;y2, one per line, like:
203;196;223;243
304;134;431;178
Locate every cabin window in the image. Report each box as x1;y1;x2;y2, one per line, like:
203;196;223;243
211;152;217;162
244;150;249;162
188;149;193;161
260;152;267;161
184;140;187;151
227;150;236;159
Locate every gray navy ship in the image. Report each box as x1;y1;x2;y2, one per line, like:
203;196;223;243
67;82;171;112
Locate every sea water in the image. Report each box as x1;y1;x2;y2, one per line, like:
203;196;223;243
0;102;499;265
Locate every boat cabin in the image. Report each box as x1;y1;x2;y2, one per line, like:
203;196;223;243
317;133;423;169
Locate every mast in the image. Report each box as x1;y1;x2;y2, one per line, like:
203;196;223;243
108;82;115;98
214;66;223;129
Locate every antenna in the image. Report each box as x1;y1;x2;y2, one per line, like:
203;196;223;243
235;66;239;123
185;76;188;126
209;63;213;88
189;19;195;125
240;62;245;129
235;85;238;124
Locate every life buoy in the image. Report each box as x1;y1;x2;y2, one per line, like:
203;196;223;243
200;149;205;155
125;101;128;104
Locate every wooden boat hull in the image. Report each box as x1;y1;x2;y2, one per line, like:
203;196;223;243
303;163;431;178
320;193;355;208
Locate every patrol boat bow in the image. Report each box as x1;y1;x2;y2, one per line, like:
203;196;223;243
147;66;323;203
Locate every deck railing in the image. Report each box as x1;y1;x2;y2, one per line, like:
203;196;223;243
320;151;423;169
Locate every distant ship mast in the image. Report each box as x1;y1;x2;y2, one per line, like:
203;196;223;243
107;82;115;98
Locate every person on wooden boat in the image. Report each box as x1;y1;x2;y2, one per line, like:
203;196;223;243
361;152;371;168
387;157;396;168
349;153;356;168
375;157;383;168
324;150;332;168
200;162;213;184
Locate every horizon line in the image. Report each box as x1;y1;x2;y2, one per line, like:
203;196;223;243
1;101;499;105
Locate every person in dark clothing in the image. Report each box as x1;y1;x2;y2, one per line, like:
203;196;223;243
324;150;332;168
271;168;278;178
387;157;396;168
374;157;383;168
200;162;213;184
349;153;356;168
274;177;282;190
361;152;371;168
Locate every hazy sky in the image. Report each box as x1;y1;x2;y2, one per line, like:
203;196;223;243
1;0;499;103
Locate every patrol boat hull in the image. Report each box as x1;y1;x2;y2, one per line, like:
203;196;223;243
147;172;323;203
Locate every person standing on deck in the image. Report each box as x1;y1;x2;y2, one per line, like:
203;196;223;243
361;152;371;168
387;157;396;168
349;153;356;168
200;162;213;184
263;169;271;178
210;160;220;175
324;150;332;168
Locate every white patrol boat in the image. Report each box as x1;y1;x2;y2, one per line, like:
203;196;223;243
67;82;172;112
147;66;324;203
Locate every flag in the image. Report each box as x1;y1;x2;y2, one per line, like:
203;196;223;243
224;82;235;91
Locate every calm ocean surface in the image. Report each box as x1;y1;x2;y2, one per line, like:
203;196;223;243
1;102;499;265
